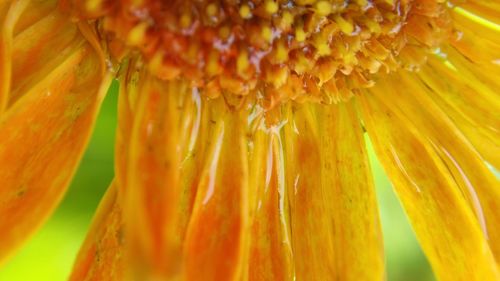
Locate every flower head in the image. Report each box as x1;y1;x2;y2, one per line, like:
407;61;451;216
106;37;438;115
0;0;499;280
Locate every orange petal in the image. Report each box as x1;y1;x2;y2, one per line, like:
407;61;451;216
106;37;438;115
114;73;133;190
0;5;110;262
184;99;249;281
115;58;141;190
117;64;207;280
125;75;185;279
358;91;500;280
69;181;124;281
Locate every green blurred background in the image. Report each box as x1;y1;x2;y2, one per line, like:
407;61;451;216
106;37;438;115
0;81;436;281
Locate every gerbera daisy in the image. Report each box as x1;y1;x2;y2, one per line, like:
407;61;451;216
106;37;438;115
1;0;499;280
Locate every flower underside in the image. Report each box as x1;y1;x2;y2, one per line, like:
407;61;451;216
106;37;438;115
65;0;452;106
1;0;500;281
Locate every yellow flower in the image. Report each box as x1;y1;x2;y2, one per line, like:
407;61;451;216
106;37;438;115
1;0;499;280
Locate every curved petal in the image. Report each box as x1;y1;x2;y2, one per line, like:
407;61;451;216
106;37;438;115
417;57;500;170
447;5;500;98
0;0;27;112
358;91;500;280
373;72;500;264
0;1;110;263
183;99;249;281
69;181;124;281
2;0;91;112
246;114;294;281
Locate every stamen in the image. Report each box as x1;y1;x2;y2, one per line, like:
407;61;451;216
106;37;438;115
69;0;453;107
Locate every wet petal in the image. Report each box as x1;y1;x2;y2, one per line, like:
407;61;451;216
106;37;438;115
184;99;249;281
0;3;110;261
358;92;500;280
69;181;124;281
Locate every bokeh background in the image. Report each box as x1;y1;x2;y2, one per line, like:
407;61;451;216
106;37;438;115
0;81;437;281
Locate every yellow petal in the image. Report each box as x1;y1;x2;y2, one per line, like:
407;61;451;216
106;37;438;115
316;101;385;280
184;99;249;281
69;181;124;281
450;2;500;33
247;115;294;281
176;87;207;242
372;71;500;265
358;92;500;281
0;3;109;262
418;55;500;170
283;103;336;279
282;101;384;280
449;6;500;67
443;46;500;107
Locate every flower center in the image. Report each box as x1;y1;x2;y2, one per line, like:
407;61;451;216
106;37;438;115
67;0;452;106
